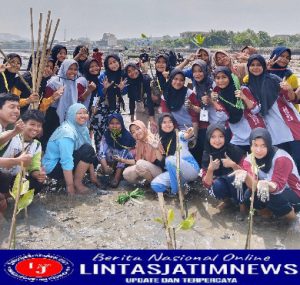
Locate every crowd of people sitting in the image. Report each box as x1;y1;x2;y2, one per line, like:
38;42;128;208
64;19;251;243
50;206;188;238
1;44;300;222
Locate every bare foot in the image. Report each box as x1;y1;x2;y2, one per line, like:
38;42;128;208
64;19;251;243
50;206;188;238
217;199;232;210
75;183;91;194
258;208;273;219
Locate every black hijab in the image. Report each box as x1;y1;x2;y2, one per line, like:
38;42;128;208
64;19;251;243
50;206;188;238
104;113;135;150
164;69;187;112
213;66;243;124
124;62;144;101
202;124;244;176
103;54;124;111
158;113;177;156
249;127;277;173
51;44;67;68
155;54;171;92
269;46;293;79
82;58;100;108
1;53;22;93
73;45;89;75
247;54;281;116
192;59;213;101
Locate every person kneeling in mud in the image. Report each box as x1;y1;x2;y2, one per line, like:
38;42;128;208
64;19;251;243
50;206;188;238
200;124;245;210
123;120;164;186
42;103;99;195
98;114;135;188
232;128;300;221
151;113;199;195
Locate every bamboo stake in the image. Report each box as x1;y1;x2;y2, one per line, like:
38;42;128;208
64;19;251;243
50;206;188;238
0;49;32;93
157;193;174;249
48;18;60;54
30;8;36;93
176;129;186;219
8;136;25;249
245;152;258;249
35;11;51;109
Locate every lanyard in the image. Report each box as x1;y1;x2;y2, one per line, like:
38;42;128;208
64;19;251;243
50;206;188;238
1;72;9;92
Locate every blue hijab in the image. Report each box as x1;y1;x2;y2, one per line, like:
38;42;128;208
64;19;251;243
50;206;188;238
269;46;293;79
104;113;135;150
49;103;91;150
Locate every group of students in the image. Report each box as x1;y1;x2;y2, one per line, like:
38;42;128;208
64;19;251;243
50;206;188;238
1;43;300;222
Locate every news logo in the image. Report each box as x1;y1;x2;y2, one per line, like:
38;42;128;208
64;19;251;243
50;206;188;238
4;253;74;282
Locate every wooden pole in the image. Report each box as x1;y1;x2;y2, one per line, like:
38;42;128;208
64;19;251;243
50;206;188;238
157;193;174;249
35;11;51;108
245;153;258;249
30;8;36;93
8;136;25;249
176;129;186;219
48;18;60;54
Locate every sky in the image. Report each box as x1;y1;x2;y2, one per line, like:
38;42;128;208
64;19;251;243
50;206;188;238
0;0;299;40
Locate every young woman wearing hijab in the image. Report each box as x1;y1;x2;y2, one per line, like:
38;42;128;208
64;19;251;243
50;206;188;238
161;69;199;131
123;120;164;185
0;53;22;94
214;50;247;84
267;46;300;112
51;44;68;74
124;62;152;126
233;128;300;221
77;58;100;110
39;59;79;150
196;48;213;72
42;103;98;195
246;54;300;172
98;113;135;188
12;56;55;114
151;113;200;195
200;124;245;208
181;60;214;164
91;54;127;153
73;45;89;76
211;66;265;153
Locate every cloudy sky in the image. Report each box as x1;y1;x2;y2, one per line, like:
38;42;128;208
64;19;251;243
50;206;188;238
0;0;298;40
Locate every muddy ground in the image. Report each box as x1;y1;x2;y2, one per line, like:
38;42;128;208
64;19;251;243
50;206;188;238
1;178;299;250
1;68;300;250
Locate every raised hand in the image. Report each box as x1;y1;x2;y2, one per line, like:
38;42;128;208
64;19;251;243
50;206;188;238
280;78;293;92
148;133;161;149
87;81;97;92
28;92;40;104
266;55;279;70
201;94;210;105
150;120;158;134
208;155;220;171
13;119;25;134
221;152;235;168
117;78;128;91
184;127;195;140
0;62;10;73
102;76;114;90
53;86;64;101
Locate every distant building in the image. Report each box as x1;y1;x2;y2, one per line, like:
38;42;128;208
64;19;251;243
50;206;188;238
180;31;208;39
98;33;118;47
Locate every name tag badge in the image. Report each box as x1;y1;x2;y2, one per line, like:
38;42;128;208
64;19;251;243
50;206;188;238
200;108;209;122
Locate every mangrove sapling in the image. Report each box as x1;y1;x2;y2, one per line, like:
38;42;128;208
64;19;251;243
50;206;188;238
154;207;197;249
245;152;259;250
116;188;145;205
191;34;205;47
7;137;35;248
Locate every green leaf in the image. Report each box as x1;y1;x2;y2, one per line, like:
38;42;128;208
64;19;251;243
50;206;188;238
10;173;21;200
177;212;196;231
167;209;175;226
17;189;34;214
154;217;164;224
20;180;29;195
193;34;205;46
141;33;148;39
